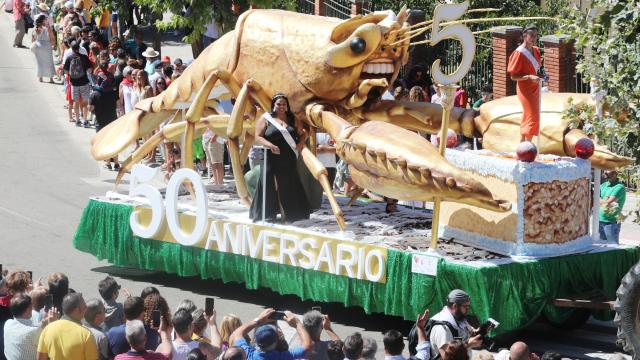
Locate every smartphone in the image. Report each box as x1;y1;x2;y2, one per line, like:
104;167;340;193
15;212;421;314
311;306;321;313
205;297;214;317
27;271;33;281
151;310;161;328
44;294;53;311
269;311;286;321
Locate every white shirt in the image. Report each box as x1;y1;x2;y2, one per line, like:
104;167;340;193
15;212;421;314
316;133;337;168
3;318;41;360
431;93;442;105
121;83;134;114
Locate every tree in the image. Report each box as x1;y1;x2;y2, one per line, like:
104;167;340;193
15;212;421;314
128;0;293;57
559;0;639;162
559;0;639;223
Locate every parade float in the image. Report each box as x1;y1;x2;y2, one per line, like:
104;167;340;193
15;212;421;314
74;3;640;333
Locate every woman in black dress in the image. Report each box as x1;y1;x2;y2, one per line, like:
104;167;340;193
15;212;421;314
249;93;311;223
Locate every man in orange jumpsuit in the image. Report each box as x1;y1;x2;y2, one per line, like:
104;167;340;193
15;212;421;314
508;24;542;142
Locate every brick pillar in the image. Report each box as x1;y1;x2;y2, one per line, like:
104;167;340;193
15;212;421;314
315;0;324;16
541;35;576;93
351;0;368;16
492;26;522;99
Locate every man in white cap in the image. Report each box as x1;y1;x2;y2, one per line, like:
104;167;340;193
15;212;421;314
429;289;482;359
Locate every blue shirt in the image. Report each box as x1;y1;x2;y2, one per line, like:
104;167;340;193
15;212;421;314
235;338;306;360
107;323;160;356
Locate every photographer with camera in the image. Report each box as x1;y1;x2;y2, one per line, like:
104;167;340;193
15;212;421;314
429;290;483;359
228;308;313;359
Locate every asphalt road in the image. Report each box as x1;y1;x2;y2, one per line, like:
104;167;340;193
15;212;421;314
0;12;633;360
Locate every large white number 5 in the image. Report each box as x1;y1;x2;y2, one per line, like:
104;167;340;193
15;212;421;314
430;1;476;85
129;164;165;239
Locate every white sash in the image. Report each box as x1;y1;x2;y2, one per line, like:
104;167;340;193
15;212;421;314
516;45;540;74
264;113;298;158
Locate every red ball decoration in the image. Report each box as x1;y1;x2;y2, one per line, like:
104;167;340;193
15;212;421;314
436;129;458;148
575;137;595;159
516;141;537;162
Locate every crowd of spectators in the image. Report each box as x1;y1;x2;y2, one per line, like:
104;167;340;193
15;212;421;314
1;268;558;360
5;0;210;177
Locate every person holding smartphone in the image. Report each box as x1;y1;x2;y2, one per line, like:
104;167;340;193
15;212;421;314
429;289;483;359
228;308;313;359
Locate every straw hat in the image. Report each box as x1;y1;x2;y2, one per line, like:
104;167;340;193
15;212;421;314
37;3;50;12
141;47;160;58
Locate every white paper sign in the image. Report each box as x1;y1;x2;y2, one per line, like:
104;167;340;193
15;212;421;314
411;254;439;276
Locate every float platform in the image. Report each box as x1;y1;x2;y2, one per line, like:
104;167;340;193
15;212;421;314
73;194;640;334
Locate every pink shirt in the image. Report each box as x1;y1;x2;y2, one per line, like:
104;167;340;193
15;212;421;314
12;0;23;20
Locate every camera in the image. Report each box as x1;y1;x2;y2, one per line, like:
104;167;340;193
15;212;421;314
476;318;500;350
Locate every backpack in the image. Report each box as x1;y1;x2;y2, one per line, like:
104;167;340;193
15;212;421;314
69;55;85;80
407;320;459;358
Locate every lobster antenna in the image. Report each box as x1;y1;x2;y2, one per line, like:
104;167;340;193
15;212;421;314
405;8;501;30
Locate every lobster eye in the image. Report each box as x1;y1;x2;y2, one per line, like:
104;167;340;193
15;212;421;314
350;37;367;54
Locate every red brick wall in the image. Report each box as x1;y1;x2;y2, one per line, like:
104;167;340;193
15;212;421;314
541;35;576;93
492;26;522;99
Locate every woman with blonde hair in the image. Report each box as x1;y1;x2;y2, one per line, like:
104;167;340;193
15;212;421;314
219;314;242;350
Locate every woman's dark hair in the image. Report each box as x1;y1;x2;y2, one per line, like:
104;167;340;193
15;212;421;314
35;14;46;27
269;93;295;126
141;286;159;299
163;65;173;79
327;340;345;360
186;348;207;360
48;272;69;310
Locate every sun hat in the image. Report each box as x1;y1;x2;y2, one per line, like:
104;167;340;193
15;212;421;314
142;47;160;58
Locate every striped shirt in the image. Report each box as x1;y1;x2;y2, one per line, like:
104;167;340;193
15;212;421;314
3;318;41;360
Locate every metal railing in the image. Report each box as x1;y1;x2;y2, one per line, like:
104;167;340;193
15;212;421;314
361;1;386;14
418;36;493;105
296;0;316;15
323;0;352;19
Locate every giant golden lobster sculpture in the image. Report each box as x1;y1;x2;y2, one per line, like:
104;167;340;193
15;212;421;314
91;7;632;230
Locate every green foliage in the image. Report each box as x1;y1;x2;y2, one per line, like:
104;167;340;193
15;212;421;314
559;0;640;161
127;0;291;46
560;0;639;222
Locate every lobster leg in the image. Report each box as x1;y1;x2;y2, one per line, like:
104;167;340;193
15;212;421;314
300;147;346;231
226;80;257;205
115;115;237;187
